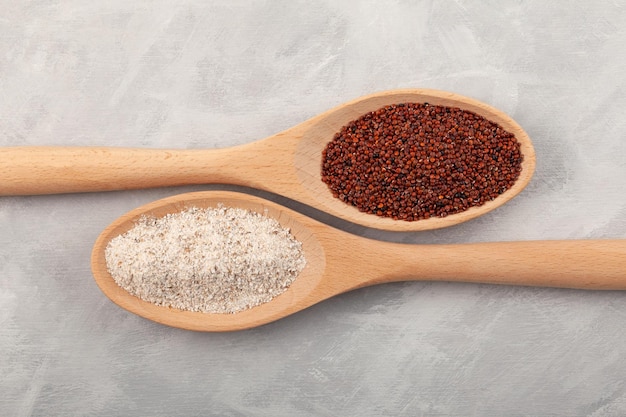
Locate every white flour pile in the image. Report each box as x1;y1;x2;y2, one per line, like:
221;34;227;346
104;206;306;314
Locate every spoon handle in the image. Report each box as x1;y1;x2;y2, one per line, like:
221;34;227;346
357;239;626;290
0;144;282;195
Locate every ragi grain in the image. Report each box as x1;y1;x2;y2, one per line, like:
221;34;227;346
104;206;306;314
321;103;523;221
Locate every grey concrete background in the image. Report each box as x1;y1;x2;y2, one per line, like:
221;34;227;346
2;1;626;416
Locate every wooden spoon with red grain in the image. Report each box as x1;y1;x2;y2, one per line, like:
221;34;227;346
0;89;535;232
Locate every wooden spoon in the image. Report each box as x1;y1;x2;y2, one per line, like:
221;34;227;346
1;89;535;232
91;190;626;332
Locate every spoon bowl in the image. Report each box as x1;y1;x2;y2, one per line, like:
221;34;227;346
92;191;329;331
92;191;626;332
3;89;535;231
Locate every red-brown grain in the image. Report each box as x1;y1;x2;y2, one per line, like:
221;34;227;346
321;103;523;221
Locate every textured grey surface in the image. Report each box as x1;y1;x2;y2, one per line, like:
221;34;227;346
2;1;626;416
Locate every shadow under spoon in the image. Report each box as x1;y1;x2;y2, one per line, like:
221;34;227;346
91;190;626;332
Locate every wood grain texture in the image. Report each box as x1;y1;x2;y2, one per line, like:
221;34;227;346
0;89;536;232
91;191;626;332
